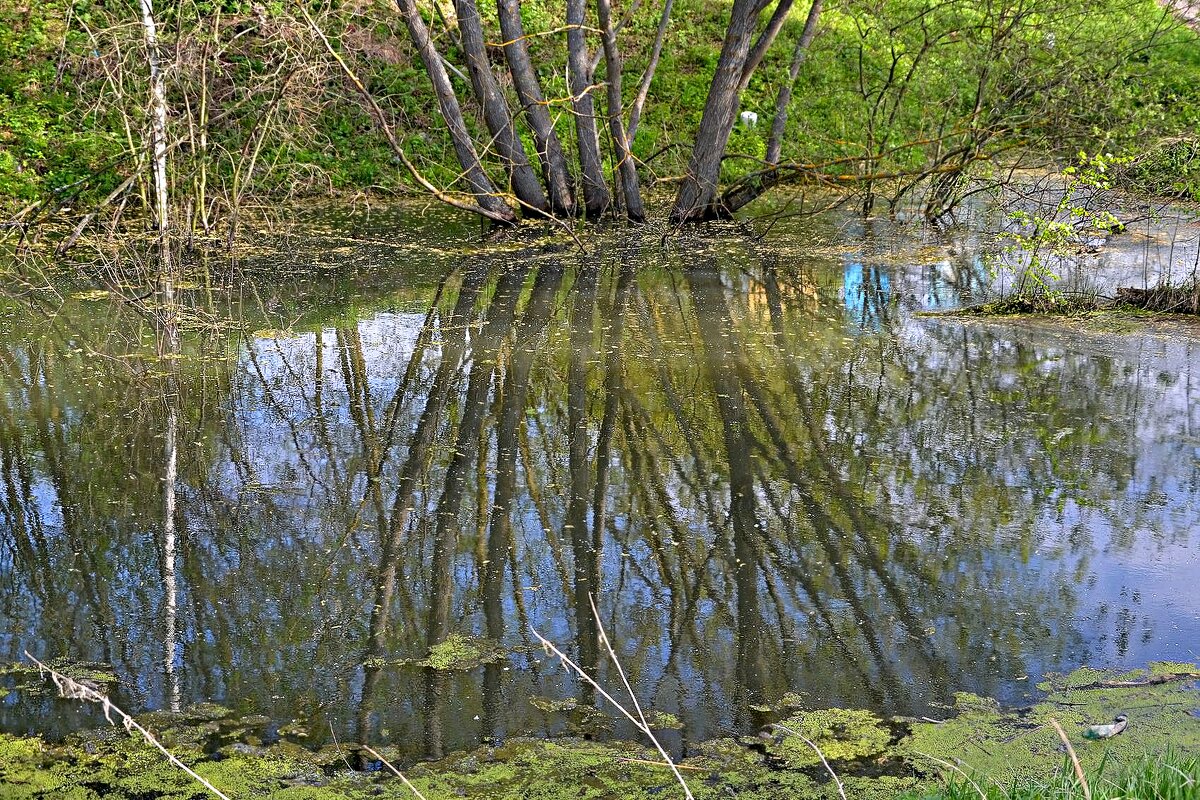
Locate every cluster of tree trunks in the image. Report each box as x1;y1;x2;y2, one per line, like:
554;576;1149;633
391;0;824;225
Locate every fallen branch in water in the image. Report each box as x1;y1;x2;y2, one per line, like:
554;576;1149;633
23;651;232;800
1063;671;1200;690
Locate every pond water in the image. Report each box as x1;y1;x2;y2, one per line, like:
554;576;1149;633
1;201;1199;760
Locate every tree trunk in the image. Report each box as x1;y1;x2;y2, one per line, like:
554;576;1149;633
138;0;171;265
597;0;644;220
738;0;795;92
626;0;675;142
396;0;517;224
454;0;549;215
669;0;766;223
566;0;612;217
766;0;822;165
496;0;576;216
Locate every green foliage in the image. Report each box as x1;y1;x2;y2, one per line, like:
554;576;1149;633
2;0;1200;217
1118;137;1200;201
993;152;1130;305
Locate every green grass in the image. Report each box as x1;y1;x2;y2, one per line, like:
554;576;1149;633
3;0;1200;218
907;751;1200;800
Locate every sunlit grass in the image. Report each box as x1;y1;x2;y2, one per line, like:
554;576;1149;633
906;751;1200;800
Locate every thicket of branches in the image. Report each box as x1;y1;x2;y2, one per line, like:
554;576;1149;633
1;0;1196;244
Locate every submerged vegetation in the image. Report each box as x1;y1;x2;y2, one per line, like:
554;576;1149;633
2;663;1198;798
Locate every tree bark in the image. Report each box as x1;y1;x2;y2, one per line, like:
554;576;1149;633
738;0;795;92
496;0;577;216
627;0;675;142
138;0;170;266
567;0;612;217
597;0;644;220
670;0;767;223
766;0;822;165
395;0;517;223
453;0;549;215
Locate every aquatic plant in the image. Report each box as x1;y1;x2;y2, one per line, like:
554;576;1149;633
22;652;232;800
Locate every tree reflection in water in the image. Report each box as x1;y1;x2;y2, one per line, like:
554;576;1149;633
1;236;1198;758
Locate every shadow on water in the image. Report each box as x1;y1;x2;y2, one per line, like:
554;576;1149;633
1;209;1199;760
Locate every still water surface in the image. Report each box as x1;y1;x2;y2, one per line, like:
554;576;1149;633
1;206;1198;758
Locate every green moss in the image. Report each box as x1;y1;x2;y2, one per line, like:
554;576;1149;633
1148;661;1200;677
902;665;1200;786
3;663;1197;800
764;707;894;768
417;633;505;671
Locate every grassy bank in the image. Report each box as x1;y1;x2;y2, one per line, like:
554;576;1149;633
3;0;1200;227
908;752;1200;800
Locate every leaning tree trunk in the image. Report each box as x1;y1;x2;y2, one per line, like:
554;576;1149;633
669;0;770;223
454;0;549;215
496;0;576;216
738;0;794;93
396;0;517;223
566;0;612;218
766;0;822;165
597;0;644;220
626;0;675;142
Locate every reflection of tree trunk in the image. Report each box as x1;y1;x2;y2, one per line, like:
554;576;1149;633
426;261;537;647
422;667;448;760
357;267;490;741
755;263;926;704
18;346;115;662
590;262;634;583
337;326;389;527
566;266;600;698
160;277;182;712
686;265;768;724
0;377;59;629
471;264;564;744
422;266;552;753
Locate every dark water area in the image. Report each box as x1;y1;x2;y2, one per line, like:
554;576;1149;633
1;204;1199;760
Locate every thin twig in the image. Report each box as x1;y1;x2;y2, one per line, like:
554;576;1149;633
772;723;847;800
530;620;695;800
1049;717;1091;800
362;744;429;800
23;651;232;800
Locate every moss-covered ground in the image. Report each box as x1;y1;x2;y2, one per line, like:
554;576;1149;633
2;663;1197;799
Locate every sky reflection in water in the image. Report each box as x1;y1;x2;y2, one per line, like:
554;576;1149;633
1;207;1198;759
